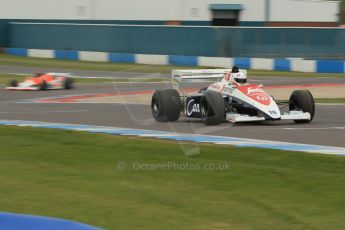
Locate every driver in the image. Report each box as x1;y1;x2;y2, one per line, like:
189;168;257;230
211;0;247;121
34;72;43;78
222;66;247;85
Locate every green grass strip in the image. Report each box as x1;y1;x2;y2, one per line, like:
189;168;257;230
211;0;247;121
1;125;345;229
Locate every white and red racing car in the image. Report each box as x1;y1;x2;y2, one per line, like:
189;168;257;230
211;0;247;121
6;72;74;91
151;68;315;125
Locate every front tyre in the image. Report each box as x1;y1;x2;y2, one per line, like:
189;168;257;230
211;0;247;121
151;89;182;122
9;80;18;87
64;78;74;89
39;81;48;91
200;91;225;125
289;90;315;123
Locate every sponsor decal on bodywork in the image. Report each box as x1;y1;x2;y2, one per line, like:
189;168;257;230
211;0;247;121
186;99;200;116
238;84;271;106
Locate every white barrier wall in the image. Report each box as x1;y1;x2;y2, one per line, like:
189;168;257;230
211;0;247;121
291;59;316;73
251;58;274;70
28;49;54;58
136;54;168;65
0;0;339;22
79;51;108;62
198;56;234;68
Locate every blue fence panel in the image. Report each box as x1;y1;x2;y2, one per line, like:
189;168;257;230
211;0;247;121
316;60;345;73
274;59;291;71
54;50;78;60
9;23;217;57
109;53;135;63
0;20;10;46
216;27;345;59
169;55;198;66
234;57;251;69
5;22;345;60
5;47;27;56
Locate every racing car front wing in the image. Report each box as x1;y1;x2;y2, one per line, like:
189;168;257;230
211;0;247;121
6;86;64;91
226;111;311;123
280;111;311;121
6;86;40;91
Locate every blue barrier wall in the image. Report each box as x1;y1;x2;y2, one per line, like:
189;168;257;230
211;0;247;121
0;19;169;47
0;20;10;46
0;19;266;47
216;27;345;59
7;22;345;60
9;23;217;56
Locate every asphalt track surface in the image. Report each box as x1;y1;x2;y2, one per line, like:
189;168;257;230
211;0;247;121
1;74;345;149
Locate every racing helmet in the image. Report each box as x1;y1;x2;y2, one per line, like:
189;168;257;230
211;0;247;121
34;72;43;77
231;66;239;73
231;71;247;84
223;66;240;82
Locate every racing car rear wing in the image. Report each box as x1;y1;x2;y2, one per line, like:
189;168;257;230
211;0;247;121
172;69;247;89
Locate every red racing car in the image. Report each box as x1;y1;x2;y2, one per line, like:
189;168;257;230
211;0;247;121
6;72;75;91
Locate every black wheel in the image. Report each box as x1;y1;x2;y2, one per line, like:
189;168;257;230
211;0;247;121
289;90;315;123
9;80;18;87
64;78;74;89
151;89;182;122
200;91;225;125
39;81;48;91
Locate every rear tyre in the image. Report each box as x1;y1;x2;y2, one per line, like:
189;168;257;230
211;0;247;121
289;90;315;123
64;78;74;89
200;91;225;125
39;81;48;91
151;89;182;122
9;80;18;87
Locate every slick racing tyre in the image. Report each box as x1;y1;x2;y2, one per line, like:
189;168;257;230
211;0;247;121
200;91;225;125
39;80;48;91
64;78;74;89
151;89;182;122
9;80;18;87
289;90;315;123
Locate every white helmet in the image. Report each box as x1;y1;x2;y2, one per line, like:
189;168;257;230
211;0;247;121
230;72;247;84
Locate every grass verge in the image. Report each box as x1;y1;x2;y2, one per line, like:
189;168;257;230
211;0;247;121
1;53;344;78
1;126;345;229
0;53;195;73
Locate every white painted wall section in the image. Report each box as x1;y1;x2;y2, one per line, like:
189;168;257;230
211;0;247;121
0;0;339;22
270;0;339;22
28;49;54;58
198;56;233;68
136;54;168;65
291;59;316;73
79;51;108;62
188;0;266;22
0;0;93;19
251;58;274;70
